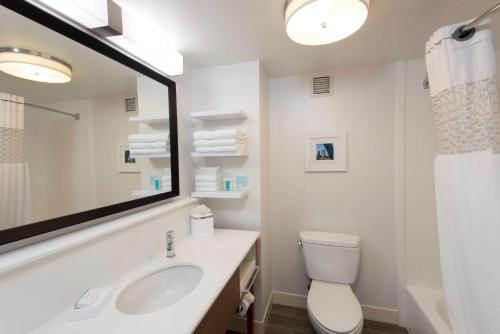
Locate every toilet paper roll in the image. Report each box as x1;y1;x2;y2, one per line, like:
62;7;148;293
237;292;255;316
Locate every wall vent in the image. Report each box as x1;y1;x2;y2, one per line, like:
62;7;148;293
311;74;334;98
124;97;137;112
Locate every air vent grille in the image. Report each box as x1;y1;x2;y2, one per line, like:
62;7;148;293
311;74;334;97
125;97;137;112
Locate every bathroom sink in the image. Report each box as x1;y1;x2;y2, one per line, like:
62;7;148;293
116;264;203;315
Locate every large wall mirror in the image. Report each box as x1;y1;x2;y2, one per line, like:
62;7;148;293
0;2;179;251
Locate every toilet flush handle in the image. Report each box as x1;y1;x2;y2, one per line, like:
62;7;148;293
298;240;303;248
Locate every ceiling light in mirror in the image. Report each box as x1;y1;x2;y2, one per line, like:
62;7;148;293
285;0;369;46
0;48;72;83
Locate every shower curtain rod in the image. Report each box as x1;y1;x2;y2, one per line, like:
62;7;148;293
0;98;80;120
423;2;500;89
452;3;500;41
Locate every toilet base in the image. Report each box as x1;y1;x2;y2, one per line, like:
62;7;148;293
307;307;363;334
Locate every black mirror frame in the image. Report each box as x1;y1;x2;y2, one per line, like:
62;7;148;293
0;0;180;247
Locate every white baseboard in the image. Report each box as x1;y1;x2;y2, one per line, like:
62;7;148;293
228;291;273;334
272;290;307;308
272;291;399;325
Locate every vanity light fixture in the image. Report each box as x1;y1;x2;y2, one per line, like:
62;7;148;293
33;0;183;76
285;0;370;46
33;0;111;29
0;48;72;83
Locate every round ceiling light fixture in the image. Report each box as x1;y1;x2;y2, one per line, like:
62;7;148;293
285;0;370;46
0;47;72;83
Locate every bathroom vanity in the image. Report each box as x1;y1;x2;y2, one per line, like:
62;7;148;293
30;229;260;334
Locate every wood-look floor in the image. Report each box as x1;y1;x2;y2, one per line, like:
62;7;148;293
227;304;409;334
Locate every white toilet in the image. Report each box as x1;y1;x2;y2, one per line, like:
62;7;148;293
299;231;363;334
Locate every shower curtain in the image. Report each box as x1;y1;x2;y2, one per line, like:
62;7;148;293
0;93;32;230
425;21;500;333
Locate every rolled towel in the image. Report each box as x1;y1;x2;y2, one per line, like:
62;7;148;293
193;139;246;147
195;174;221;181
129;142;168;149
193;129;246;140
130;148;167;155
195;181;221;187
195;145;247;153
128;133;169;143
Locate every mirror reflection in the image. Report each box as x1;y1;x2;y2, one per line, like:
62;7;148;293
0;5;172;230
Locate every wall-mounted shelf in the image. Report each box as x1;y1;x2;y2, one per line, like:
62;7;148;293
128;115;169;124
131;153;170;159
132;189;170;197
191;152;248;157
191;189;249;199
190;109;247;121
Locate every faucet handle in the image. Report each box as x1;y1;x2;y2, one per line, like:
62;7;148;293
166;230;176;258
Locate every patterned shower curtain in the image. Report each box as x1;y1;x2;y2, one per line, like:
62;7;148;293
0;93;32;230
425;21;500;333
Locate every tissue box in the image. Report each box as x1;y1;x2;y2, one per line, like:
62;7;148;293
190;216;214;238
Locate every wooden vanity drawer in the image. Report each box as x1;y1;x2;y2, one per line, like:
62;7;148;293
194;270;240;334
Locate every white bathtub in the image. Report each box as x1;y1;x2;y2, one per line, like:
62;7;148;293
406;286;452;334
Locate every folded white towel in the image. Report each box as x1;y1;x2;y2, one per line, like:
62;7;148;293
195;145;247;153
130;148;167;155
195;174;221;181
195;181;221;187
193;130;246;140
196;186;221;192
161;176;171;181
197;169;221;174
197;169;221;175
128;133;169;143
193;139;246;147
162;187;172;191
198;166;221;172
129;142;168;149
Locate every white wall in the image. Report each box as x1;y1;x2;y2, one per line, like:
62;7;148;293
93;95;140;207
268;64;399;309
191;61;272;319
403;59;442;290
174;66;195;197
26;100;97;221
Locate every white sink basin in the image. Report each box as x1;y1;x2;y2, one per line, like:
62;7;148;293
116;264;203;315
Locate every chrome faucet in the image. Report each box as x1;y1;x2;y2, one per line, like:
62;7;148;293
166;230;176;257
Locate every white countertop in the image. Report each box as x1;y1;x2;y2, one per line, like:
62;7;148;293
31;229;260;334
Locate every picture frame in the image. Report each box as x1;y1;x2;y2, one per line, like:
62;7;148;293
305;133;347;172
117;142;140;173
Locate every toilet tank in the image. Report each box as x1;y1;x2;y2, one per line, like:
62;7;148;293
299;231;360;284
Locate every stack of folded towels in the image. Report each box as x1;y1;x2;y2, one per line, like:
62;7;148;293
128;133;169;156
195;167;222;192
193;129;248;154
162;168;171;191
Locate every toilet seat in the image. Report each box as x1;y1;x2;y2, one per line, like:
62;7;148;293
307;280;363;334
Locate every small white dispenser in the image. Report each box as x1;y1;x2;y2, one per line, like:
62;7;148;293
190;204;215;238
68;287;112;321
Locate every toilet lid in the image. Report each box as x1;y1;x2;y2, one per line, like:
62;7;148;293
308;280;363;334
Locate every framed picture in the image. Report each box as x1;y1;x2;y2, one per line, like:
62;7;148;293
117;142;140;173
305;133;347;172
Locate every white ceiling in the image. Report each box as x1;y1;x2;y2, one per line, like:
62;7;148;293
117;0;500;77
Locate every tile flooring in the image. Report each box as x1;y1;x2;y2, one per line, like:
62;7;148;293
227;304;409;334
